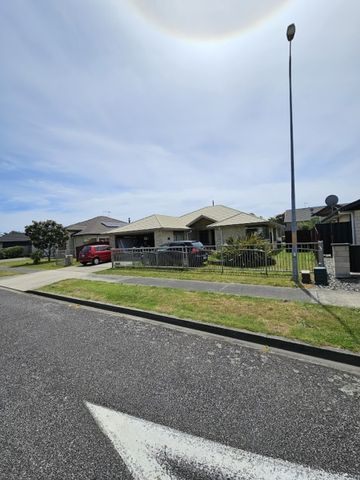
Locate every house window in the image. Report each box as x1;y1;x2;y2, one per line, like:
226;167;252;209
246;228;258;237
174;231;185;241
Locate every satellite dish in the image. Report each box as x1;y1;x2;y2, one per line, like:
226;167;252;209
325;195;339;207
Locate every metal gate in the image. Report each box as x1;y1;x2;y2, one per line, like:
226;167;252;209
350;245;360;273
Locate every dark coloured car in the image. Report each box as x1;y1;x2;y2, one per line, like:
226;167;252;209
142;241;208;267
79;245;112;265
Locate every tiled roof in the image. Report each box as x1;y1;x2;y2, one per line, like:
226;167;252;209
66;216;127;236
284;206;323;223
108;215;190;234
0;231;30;242
180;205;240;225
208;212;267;228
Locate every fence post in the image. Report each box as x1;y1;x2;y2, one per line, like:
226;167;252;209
318;240;324;267
221;244;224;274
265;249;268;275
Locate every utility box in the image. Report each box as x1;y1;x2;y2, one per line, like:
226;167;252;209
64;255;73;267
301;270;311;284
314;266;328;286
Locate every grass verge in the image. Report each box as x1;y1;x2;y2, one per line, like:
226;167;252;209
0;270;24;277
0;259;66;270
39;279;360;353
96;267;295;288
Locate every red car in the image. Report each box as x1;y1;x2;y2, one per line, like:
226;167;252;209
79;245;112;265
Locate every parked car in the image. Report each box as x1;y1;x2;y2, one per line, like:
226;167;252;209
79;244;111;265
142;241;208;267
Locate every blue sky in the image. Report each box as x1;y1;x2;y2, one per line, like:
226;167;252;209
1;0;359;232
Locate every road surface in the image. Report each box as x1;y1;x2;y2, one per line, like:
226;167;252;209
0;287;359;479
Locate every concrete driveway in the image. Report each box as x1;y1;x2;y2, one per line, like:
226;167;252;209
0;263;108;291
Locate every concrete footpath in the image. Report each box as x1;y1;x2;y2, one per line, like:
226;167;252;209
0;265;360;308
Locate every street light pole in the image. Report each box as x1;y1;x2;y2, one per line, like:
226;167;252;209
287;23;298;283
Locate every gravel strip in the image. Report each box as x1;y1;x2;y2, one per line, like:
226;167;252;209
316;256;360;292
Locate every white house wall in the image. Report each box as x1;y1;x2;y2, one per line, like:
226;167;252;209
154;230;175;246
214;226;246;245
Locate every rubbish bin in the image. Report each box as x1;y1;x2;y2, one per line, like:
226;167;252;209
314;266;328;286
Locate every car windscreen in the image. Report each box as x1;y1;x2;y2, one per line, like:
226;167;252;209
192;242;204;249
81;246;91;253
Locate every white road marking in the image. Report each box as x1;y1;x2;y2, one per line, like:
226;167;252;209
86;402;356;480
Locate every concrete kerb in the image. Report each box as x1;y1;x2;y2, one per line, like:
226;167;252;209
28;290;360;368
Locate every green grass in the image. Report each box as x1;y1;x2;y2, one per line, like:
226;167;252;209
96;267;295;288
0;270;24;277
39;279;360;353
0;259;65;270
270;250;317;272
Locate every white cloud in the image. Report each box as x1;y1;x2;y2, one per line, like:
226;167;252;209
0;0;359;232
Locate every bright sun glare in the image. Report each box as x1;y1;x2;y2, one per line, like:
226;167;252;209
128;0;289;41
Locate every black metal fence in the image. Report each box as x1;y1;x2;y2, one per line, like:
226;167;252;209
111;242;323;276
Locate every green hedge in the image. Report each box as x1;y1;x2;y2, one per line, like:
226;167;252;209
0;246;24;259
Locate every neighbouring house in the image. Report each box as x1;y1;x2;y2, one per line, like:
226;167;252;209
107;214;191;249
108;205;278;249
66;216;127;258
315;198;360;274
0;231;33;255
341;198;360;244
208;211;281;244
283;206;323;231
314;198;360;254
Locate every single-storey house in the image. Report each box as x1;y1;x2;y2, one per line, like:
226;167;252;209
0;231;33;255
107;214;191;249
208;211;278;244
283;206;323;231
108;205;279;249
66;216;127;258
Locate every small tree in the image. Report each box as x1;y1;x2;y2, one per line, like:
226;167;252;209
298;216;320;231
25;220;69;262
268;214;285;227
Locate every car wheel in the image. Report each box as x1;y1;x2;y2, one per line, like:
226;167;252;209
92;257;100;265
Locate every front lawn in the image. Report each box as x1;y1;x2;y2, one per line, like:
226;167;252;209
96;267;295;288
39;279;360;352
269;250;317;272
0;259;67;270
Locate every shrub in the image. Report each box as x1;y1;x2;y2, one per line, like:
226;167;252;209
221;234;276;268
1;246;24;258
31;250;43;264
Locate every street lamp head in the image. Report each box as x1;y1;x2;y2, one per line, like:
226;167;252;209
287;23;296;41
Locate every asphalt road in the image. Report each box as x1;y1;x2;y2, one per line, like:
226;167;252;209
0;287;359;479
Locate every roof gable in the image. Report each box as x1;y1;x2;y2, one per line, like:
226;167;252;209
66;216;127;235
108;214;189;234
209;212;267;228
180;205;240;225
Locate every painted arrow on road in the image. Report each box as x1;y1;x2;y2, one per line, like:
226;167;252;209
86;402;356;480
